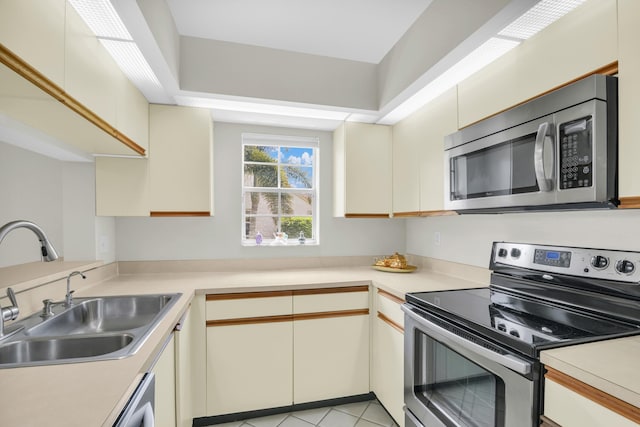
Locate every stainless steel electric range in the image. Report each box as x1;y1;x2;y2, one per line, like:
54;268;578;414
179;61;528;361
403;241;640;427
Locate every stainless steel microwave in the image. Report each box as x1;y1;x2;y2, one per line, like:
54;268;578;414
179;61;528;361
444;75;618;213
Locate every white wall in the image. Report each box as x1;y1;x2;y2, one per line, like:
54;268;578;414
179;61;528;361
115;122;406;261
406;209;640;268
0;141;115;268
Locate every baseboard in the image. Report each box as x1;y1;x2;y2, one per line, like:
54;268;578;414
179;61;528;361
193;392;376;427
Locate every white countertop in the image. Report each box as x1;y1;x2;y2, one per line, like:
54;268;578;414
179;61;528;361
1;260;638;426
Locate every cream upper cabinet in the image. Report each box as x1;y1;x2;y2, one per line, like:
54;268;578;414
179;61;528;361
334;122;392;217
149;105;213;215
64;3;118;126
116;73;149;152
0;0;66;87
95;157;150;217
457;0;617;128
392;88;457;215
618;0;640;200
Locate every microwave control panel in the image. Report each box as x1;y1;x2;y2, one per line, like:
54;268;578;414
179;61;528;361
559;116;593;190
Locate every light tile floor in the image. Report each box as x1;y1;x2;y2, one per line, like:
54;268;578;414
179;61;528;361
208;399;398;427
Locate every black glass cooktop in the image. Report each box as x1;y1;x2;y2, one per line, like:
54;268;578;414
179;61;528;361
405;287;640;357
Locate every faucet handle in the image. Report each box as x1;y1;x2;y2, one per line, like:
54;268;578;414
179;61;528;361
6;288;18;308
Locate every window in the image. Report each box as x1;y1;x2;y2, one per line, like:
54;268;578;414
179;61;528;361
242;133;318;245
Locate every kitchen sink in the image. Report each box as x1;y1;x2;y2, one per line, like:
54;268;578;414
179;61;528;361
26;294;176;336
0;293;181;368
0;334;134;365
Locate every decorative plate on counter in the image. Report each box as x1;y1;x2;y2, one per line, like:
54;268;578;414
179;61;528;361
372;265;417;273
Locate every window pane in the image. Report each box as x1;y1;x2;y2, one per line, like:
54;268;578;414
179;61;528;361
245;191;280;214
281;147;314;166
245;216;278;240
282;166;313;189
281;192;313;216
281;216;313;240
244;164;278;188
244;145;278;163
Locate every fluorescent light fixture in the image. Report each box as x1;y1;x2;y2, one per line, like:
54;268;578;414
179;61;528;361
379;0;588;125
500;0;587;40
99;39;163;93
67;0;132;39
175;95;351;121
67;0;163;102
379;37;520;124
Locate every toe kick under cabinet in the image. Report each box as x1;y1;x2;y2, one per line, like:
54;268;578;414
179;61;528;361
205;286;370;416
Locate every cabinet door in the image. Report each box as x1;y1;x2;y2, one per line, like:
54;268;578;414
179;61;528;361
334;122;392;217
205;292;293;415
293;287;370;403
206;322;293;415
149;105;213;214
618;0;640;200
0;0;66;87
153;333;177;427
95;157;149;216
372;290;405;427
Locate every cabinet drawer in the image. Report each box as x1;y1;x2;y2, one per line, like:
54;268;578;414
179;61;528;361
206;291;292;321
293;286;369;314
376;289;404;330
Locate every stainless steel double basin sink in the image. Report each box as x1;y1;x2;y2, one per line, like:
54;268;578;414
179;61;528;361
0;293;181;368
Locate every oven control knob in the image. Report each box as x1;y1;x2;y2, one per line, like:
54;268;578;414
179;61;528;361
509;329;520;338
615;260;635;275
498;248;508;258
590;255;609;270
510;248;521;258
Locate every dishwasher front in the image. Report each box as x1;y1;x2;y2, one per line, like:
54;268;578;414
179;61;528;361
113;373;156;427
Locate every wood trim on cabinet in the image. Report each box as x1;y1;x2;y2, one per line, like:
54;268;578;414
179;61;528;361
545;366;640;424
206;314;292;327
150;211;211;217
293;309;369;322
393;210;458;217
344;213;390;218
392;211;421;218
377;289;405;305
206;291;293;301
618;197;640;209
292;286;369;296
0;43;146;156
206;309;370;327
377;312;404;334
462;61;619;129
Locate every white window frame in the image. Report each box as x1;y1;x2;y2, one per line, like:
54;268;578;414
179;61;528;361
241;133;319;246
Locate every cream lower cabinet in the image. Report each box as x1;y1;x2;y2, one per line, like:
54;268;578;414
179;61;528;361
205;286;370;417
293;287;370;403
543;368;640;427
372;289;405;427
152;333;177;427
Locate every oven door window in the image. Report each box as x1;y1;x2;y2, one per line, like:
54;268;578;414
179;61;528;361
414;330;505;427
450;134;539;201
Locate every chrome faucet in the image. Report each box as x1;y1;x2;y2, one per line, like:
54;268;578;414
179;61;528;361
0;220;59;262
0;288;21;338
65;271;86;307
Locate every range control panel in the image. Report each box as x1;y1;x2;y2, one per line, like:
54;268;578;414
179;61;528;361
492;242;640;283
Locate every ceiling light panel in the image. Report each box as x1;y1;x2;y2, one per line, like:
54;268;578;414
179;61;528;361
68;0;132;40
499;0;587;40
99;40;163;92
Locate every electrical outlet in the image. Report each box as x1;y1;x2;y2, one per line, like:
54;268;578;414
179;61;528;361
434;231;441;246
99;236;109;253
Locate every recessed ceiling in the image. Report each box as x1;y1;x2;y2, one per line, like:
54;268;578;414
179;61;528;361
165;0;433;64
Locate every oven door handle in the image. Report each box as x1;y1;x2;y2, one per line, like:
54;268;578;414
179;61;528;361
402;306;532;375
534;122;553;192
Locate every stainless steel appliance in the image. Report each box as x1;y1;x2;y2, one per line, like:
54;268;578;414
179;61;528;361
403;242;640;427
444;75;618;212
114;373;156;427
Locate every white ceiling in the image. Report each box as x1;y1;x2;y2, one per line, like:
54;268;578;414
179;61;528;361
165;0;433;64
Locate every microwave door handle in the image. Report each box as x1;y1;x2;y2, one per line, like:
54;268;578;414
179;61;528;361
534;122;553;192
